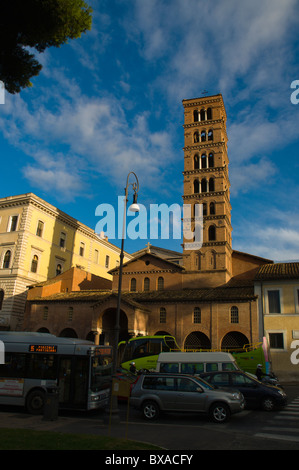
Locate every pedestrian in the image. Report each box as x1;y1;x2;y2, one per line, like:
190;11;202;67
255;364;266;381
130;362;137;374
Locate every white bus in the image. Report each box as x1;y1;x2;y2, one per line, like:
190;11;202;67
0;332;113;414
155;352;239;375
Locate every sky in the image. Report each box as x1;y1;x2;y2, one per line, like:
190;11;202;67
1;0;299;261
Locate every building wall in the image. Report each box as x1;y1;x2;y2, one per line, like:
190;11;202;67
111;254;184;292
24;300;96;340
0;193;130;330
145;299;259;350
256;279;299;382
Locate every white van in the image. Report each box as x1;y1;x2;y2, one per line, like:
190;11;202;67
155;352;239;375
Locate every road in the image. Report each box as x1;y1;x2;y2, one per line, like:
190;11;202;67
115;384;299;450
0;385;298;451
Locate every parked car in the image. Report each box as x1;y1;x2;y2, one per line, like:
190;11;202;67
200;370;287;411
130;373;245;423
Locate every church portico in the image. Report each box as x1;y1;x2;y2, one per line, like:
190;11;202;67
92;294;150;345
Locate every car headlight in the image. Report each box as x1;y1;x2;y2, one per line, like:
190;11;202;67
232;392;241;400
278;390;286;397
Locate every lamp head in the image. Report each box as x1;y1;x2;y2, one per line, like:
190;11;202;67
129;192;140;212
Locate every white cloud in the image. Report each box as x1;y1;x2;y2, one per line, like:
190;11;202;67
0;70;175;199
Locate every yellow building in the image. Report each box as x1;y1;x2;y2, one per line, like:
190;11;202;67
0;193;131;330
255;263;299;382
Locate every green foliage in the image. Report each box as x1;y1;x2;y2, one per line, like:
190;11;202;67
0;0;93;94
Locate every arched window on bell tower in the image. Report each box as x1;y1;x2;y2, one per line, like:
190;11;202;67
194;179;200;194
201;179;207;193
194;154;199;169
209;202;215;215
208;225;216;241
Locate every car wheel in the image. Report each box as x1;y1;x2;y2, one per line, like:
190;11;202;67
26;389;45;415
142;400;160;420
262;396;275;411
209;402;231;423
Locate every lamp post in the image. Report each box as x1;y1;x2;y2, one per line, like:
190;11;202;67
108;172;139;423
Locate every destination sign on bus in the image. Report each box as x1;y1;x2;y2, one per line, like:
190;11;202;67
92;346;112;356
29;345;57;353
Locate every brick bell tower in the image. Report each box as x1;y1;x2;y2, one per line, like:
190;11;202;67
182;94;233;287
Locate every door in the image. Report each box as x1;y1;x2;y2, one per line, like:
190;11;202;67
58;356;88;408
230;373;259;407
154;376;177;410
58;356;72;405
175;377;206;412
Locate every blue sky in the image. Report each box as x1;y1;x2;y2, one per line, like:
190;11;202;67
1;0;299;260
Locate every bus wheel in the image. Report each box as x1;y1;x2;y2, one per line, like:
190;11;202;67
26;389;45;415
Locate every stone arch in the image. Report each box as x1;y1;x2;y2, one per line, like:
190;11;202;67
101;307;130;346
59;328;78;338
221;331;249;350
37;327;50;333
184;331;211;350
154;330;172;336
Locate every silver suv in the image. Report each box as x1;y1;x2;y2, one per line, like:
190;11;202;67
130;373;245;423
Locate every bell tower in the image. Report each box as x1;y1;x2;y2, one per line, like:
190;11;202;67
182;94;232;286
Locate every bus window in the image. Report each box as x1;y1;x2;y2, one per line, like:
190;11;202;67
0;352;26;378
164;337;179;351
160;362;179;373
26;354;57;380
206;363;218;372
149;339;164;355
122;343;133;363
181;363;204;374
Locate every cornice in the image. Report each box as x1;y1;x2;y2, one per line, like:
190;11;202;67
183;141;226;152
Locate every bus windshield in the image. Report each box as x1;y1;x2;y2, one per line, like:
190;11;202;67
90;355;113;392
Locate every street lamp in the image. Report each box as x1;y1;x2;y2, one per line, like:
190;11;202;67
113;171;139;374
108;172;139;423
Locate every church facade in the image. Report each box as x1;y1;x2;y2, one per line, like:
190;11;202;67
24;94;274;353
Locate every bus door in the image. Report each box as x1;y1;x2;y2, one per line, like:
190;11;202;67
58;356;88;408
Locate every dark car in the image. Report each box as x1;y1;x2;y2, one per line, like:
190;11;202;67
200;370;287;411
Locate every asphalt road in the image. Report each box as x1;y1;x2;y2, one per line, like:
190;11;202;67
0;384;298;451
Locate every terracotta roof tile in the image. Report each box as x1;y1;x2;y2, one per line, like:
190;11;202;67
255;262;299;280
